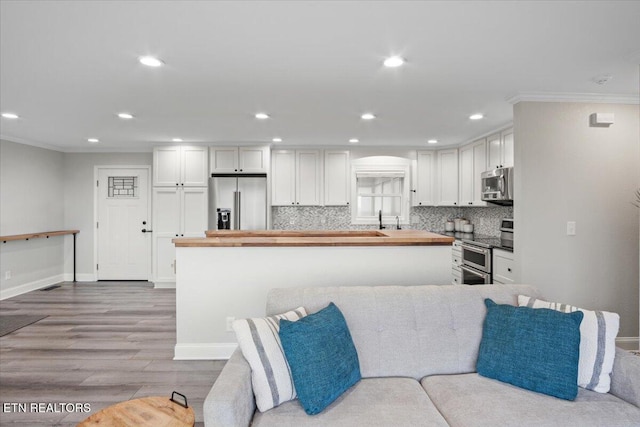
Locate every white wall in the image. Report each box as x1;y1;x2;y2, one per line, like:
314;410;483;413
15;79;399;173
514;101;639;338
0;140;66;297
63;153;152;278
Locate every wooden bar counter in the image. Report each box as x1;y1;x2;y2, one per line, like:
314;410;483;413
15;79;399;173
174;230;454;247
173;230;454;360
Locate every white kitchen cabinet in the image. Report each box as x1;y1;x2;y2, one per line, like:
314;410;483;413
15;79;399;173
210;146;269;174
492;248;515;284
452;240;462;285
459;139;487;206
487;128;514;169
436;149;459;206
414;151;436;206
271;150;321;206
324;150;350;206
153;145;208;187
152;186;207;283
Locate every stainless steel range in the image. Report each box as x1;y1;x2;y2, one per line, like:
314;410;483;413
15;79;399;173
459;218;514;285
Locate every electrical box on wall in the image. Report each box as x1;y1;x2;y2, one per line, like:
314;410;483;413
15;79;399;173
589;113;614;127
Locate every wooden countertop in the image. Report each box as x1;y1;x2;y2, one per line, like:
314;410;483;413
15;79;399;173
174;230;454;247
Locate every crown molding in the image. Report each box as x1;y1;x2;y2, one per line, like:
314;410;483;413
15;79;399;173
0;134;65;152
507;92;639;105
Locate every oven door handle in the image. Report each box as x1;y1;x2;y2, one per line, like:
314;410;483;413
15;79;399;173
461;244;490;255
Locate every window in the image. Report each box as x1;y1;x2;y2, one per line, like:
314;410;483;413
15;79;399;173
108;176;138;198
350;157;411;225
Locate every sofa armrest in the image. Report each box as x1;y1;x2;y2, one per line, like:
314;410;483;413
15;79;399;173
609;347;640;408
203;348;256;427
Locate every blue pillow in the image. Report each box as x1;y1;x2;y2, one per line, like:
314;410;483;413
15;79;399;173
477;299;583;400
279;302;361;415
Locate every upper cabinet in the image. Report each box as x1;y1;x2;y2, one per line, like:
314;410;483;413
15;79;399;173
487;128;514;169
436;149;459;206
210;146;269;174
153;145;208;187
271;149;321;206
414;151;436;206
459;139;487;206
324;150;350;206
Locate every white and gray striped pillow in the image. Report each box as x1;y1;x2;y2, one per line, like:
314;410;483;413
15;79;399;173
232;307;307;412
518;295;619;393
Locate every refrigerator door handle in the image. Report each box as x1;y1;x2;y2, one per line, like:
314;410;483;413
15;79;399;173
233;191;238;230
237;192;241;230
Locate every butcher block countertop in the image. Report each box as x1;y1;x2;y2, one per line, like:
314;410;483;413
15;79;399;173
173;230;454;247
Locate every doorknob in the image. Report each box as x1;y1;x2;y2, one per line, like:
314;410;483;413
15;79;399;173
141;229;153;233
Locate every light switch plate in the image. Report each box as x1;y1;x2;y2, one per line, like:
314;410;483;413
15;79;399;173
566;221;576;236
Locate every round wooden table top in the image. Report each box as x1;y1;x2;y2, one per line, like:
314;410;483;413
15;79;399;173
77;396;195;427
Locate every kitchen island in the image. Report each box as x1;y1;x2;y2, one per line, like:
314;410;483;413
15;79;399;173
173;230;454;359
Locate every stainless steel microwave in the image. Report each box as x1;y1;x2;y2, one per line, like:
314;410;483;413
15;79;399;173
481;166;513;205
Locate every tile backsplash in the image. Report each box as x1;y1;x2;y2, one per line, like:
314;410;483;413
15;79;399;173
272;205;513;237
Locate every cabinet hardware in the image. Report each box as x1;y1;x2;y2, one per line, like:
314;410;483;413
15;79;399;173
175;234;179;237
507;268;512;272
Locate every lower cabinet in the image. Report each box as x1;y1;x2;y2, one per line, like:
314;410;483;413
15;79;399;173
452;240;462;285
492;248;515;284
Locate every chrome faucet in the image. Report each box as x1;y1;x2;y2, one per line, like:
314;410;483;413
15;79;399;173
378;210;385;230
396;216;401;230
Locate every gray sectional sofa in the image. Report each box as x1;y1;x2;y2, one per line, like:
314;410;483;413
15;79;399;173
204;285;640;426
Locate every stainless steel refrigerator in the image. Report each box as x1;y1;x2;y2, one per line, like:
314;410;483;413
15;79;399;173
208;174;268;230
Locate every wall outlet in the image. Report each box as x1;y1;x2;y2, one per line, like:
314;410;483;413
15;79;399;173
4;271;11;280
226;317;235;332
566;221;576;236
289;219;295;225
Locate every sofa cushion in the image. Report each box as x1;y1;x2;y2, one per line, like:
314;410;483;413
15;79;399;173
518;295;620;393
279;302;361;415
232;307;307;412
477;299;583;400
421;373;640;427
266;285;542;380
252;377;449;427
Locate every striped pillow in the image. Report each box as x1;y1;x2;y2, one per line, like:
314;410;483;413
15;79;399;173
518;295;619;393
232;307;307;412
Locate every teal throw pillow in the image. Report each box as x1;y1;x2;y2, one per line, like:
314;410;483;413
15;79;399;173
279;302;361;415
477;299;583;400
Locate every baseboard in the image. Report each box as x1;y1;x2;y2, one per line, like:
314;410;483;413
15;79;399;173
0;274;64;300
62;273;96;282
174;343;237;360
616;337;639;351
154;281;176;289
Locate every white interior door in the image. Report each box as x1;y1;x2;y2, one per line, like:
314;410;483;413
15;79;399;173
97;167;151;280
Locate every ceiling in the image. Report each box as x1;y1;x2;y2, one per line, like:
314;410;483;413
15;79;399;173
1;1;639;152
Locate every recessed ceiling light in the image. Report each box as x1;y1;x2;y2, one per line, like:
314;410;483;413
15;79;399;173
272;137;282;143
349;138;359;143
87;138;100;143
469;113;484;120
383;56;405;68
1;112;19;119
117;112;134;119
361;113;376;120
427;139;438;144
255;112;269;120
139;56;164;67
172;138;183;142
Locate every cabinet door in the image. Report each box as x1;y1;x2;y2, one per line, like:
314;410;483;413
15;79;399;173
436;149;458;206
296;150;321;206
153;146;181;186
271;150;296;205
471;139;487;206
152;187;180;283
210;147;239;173
501;128;514;168
181;187;208;237
486;133;502;170
181;146;209;186
239;147;268;173
415;151;436;206
324;150;350;206
459;145;474;206
493;249;515;284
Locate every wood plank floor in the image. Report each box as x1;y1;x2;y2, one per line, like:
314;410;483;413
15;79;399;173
0;281;225;426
